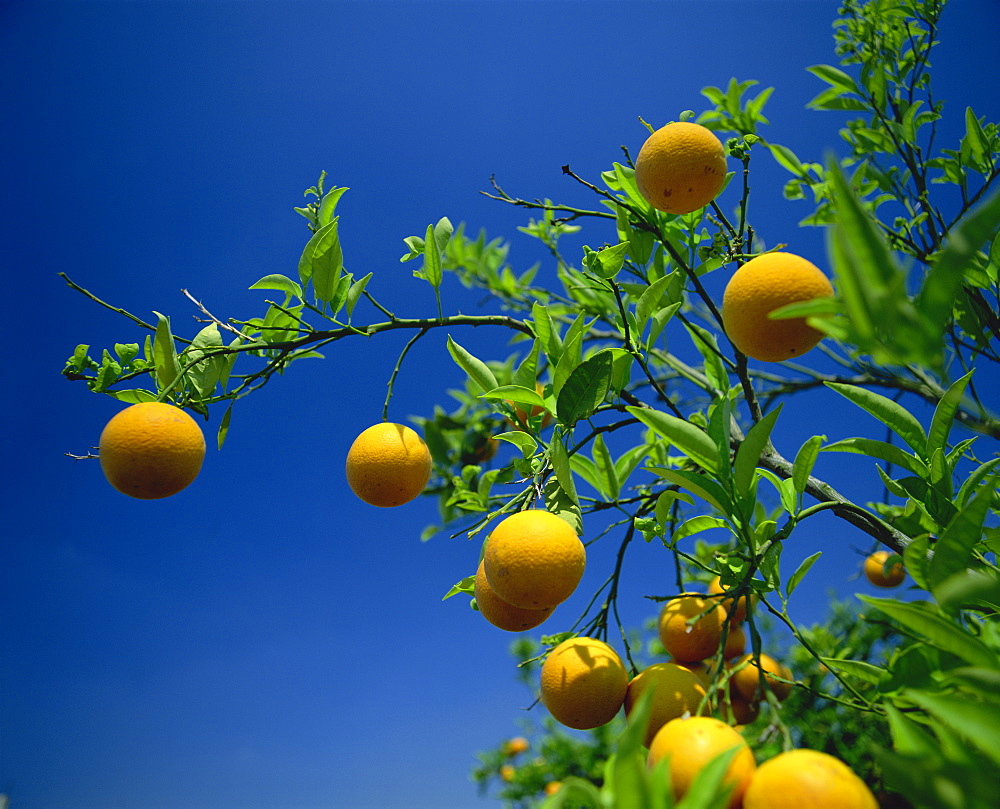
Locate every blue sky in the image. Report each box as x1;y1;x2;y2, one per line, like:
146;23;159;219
3;1;999;808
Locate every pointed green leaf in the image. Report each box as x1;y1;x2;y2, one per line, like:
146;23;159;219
556;351;613;425
792;435;825;496
825;382;926;455
926;371;973;458
151;311;181;393
652;468;731;514
298;218;343;299
787;551;822;599
592;433;620;501
249;273;303;301
446;336;497;393
628;407;721;474
858;596;998;668
549;429;580;509
820;656;884;686
345;272;373;318
734;405;782;498
928;476;996;592
902;690;1000;766
822;437;928;476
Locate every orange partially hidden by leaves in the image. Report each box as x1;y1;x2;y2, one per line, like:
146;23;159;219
648;716;757;809
540;637;628;730
499;764;515;782
624;662;708;748
544;781;563;796
634;121;729;214
658;593;727;663
474;561;553;632
707;575;756;623
345;422;432;507
503;736;529;757
99;401;206;499
864;550;905;588
483;510;585;610
729;654;794;703
505;381;552;429
721;252;835;362
743;749;878;809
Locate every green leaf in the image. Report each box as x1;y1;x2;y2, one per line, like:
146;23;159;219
531;302;562;362
627;407;721;475
733;405;782;498
787;551;822;599
511;340;541;391
556;350;613;425
542;473;583;536
184;323;225;398
316;185;348;229
821;436;928;477
249;273;303;301
824;382;926;455
902;533;931;592
592;433;620;501
587;241;629;279
105;389;157;404
928;476;996;592
672;515;729;541
217;402;234;449
902;690;1000;767
820;656;884;686
549;429;580;510
792;435;825;496
652;468;731;514
858;596;998;668
446;336;498;394
151;311;182;393
494;430;537;459
345;272;373;318
925;371;973;458
684;322;729;395
635;274;678;336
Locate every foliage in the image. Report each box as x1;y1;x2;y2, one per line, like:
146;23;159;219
61;0;998;806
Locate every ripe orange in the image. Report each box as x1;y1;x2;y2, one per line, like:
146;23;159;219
624;662;708;748
648;716;757;809
483;510;585;610
723;624;746;660
667;659;713;688
707;575;756;624
658;594;727;663
345;422;432;507
503;736;530;757
723;692;761;726
474;561;553;632
730;654;793;703
539;637;628;730
635;122;728;214
544;781;563;796
864;550;905;588
743;749;878;809
499;764;515;782
721;252;835;362
99;402;206;499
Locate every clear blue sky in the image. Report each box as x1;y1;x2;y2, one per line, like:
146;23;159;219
3;2;998;808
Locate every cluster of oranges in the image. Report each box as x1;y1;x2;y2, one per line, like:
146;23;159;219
635;121;835;363
532;577;877;808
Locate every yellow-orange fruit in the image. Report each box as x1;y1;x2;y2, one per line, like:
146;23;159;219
648;716;757;809
635;122;728;214
99;402;206;499
483;510;585;609
503;737;530;757
658;594;727;663
345;422;432;507
544;781;563;796
864;550;905;588
624;662;708;748
730;654;794;703
724;624;746;660
540;637;628;730
707;575;757;624
474;561;553;632
721;252;834;362
743;749;878;809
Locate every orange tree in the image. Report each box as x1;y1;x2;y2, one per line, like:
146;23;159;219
62;0;998;807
